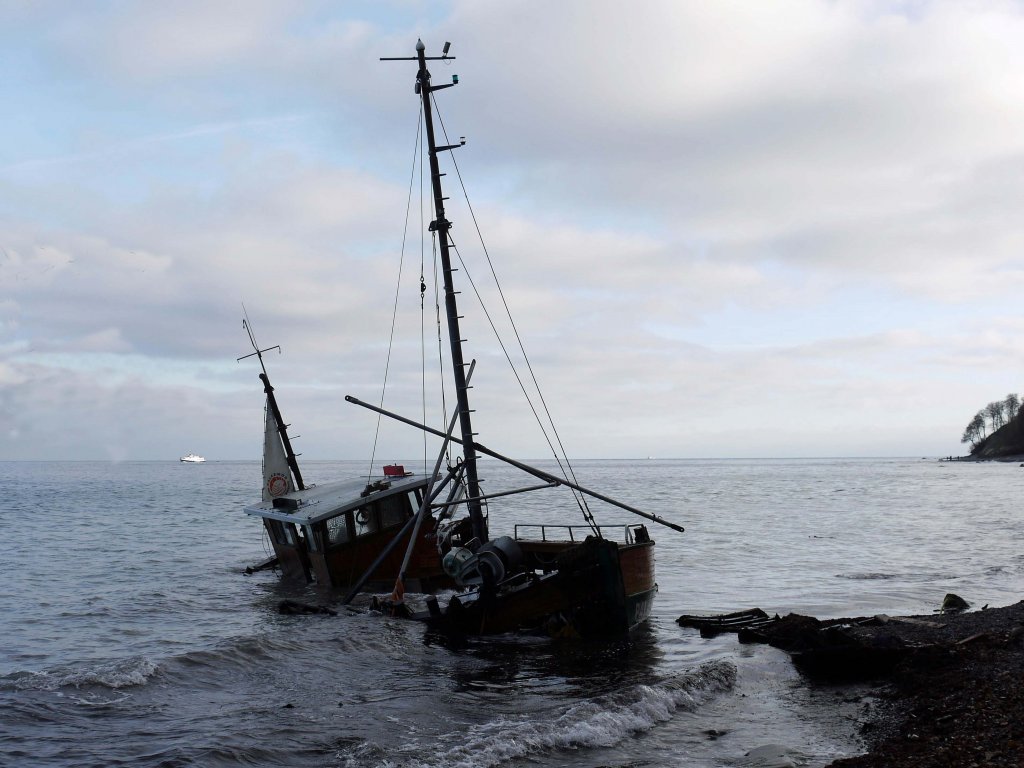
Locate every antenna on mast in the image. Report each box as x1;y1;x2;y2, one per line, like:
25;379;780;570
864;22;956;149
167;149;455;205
237;304;281;375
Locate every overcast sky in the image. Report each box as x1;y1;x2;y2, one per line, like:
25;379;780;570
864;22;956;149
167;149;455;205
2;0;1023;462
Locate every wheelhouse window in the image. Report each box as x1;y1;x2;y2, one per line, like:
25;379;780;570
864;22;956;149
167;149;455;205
354;505;377;537
325;513;351;545
269;520;301;547
380;494;409;527
287;524;302;546
352;494;411;536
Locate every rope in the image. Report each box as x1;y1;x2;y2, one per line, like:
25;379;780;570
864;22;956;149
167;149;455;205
431;94;599;536
432;231;451;465
366;103;423;483
447;238;599;535
420;110;428;475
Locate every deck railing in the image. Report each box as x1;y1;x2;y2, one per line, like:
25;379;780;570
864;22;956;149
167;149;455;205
513;523;647;545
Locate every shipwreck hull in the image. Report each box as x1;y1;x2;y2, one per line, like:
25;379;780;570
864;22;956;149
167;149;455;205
312;520;450;591
426;536;656;638
263;515;452;591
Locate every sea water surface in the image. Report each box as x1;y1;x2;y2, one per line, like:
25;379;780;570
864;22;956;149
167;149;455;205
1;458;1022;767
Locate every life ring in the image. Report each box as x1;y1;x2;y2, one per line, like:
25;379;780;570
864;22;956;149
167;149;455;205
356;509;370;526
267;473;289;497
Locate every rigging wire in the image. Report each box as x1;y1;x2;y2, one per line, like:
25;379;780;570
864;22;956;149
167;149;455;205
446;237;598;534
420;105;428;475
431;94;598;534
432;231;451;467
366;103;423;483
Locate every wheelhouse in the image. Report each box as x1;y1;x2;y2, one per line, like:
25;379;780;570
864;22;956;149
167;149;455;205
244;470;444;590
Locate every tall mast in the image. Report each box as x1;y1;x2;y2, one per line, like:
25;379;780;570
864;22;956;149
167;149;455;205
411;40;487;543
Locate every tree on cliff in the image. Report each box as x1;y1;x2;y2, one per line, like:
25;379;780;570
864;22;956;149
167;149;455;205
962;392;1024;458
985;400;1006;431
960;394;1022;451
1005;393;1021;421
961;410;987;447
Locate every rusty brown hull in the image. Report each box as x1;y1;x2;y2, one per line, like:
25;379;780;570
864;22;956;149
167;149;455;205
424;536;656;638
264;517;452;592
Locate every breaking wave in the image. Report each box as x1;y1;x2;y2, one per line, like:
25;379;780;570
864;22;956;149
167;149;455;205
348;659;737;768
2;656;159;692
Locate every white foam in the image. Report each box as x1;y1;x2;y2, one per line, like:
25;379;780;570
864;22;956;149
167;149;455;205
66;691;133;707
380;659;736;768
6;656;159;691
742;743;811;767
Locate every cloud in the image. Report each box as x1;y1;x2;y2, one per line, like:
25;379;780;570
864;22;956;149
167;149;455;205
45;1;302;76
2;1;1024;460
437;1;1024;300
0;358;258;461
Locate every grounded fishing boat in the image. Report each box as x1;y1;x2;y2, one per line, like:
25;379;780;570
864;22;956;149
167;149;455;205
242;40;683;638
180;453;205;463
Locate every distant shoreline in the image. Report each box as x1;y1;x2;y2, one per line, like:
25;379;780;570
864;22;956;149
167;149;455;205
942;453;1024;463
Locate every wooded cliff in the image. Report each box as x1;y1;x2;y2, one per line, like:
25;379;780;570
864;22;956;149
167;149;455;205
970;410;1024;459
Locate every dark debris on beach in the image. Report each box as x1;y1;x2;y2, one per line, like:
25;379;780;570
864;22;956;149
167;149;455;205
823;600;1024;768
680;600;1024;767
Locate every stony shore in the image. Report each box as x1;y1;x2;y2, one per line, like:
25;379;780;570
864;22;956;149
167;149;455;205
823;601;1024;767
753;601;1024;767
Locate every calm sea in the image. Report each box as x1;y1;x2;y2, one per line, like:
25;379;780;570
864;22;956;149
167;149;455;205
2;458;1021;767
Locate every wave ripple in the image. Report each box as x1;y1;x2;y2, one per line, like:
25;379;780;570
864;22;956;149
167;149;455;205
350;659;736;768
2;656;159;692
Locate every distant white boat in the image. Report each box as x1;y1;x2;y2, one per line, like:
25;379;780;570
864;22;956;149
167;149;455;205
180;453;205;463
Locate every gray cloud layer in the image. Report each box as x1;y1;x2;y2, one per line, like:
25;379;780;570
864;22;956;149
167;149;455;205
2;1;1023;460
